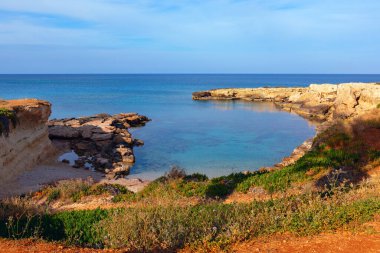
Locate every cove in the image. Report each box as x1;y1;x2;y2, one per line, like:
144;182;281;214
2;74;379;179
130;100;315;179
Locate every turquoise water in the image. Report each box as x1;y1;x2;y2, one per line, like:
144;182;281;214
1;74;379;179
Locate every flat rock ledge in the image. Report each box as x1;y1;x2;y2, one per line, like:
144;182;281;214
193;83;380;122
193;83;380;168
48;113;150;178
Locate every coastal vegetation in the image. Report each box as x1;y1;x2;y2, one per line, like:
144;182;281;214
0;180;379;251
0;110;380;252
0;108;17;137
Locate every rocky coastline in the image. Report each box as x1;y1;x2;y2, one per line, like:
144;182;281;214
193;83;380;168
1;82;379;195
193;83;380;121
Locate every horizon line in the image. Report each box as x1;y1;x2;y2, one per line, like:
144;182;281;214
1;73;380;75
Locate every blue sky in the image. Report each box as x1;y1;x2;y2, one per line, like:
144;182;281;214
0;0;379;73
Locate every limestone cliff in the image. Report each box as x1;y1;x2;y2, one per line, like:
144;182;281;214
0;99;53;184
193;83;380;121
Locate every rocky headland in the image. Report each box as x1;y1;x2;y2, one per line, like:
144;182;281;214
48;113;149;178
193;83;380;167
193;83;380;122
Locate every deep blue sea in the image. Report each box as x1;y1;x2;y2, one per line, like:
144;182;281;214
1;74;379;179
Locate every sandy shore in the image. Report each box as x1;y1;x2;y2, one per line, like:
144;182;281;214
0;159;150;199
0;162;104;199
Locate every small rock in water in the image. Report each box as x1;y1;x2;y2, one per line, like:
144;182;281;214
133;139;144;146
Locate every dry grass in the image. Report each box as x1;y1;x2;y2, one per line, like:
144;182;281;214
98;180;380;252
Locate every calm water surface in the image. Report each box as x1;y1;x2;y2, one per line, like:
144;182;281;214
1;74;379;179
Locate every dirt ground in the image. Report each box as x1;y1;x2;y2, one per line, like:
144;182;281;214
232;229;380;253
1;221;379;253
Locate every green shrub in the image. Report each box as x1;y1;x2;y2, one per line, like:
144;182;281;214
99;194;380;251
46;209;108;246
89;184;131;196
47;189;60;202
184;173;208;182
1;187;379;251
44;179;93;203
0;108;18;137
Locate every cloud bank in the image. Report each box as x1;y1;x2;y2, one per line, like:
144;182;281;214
0;0;379;73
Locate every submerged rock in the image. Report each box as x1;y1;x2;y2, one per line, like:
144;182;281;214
48;113;150;178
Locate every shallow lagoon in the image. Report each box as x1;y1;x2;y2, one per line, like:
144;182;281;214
1;74;379;179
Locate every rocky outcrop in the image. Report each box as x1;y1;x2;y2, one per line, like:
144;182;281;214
193;83;380;122
48;113;150;178
0;99;53;184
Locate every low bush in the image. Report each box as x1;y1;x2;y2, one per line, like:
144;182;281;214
44;179;93;203
42;180;133;204
1;179;379;251
0;208;108;246
99;190;380;251
0;108;18;137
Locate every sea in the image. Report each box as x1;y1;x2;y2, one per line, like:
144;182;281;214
1;74;379;179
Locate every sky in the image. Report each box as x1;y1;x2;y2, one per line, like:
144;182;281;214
0;0;379;74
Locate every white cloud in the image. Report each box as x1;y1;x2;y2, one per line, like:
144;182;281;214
0;0;379;72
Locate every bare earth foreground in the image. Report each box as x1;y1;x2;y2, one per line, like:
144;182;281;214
1;220;379;253
231;220;380;253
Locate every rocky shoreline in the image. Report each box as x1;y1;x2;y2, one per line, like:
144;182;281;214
1;82;380;196
193;83;380;121
48;113;150;178
193;83;380;168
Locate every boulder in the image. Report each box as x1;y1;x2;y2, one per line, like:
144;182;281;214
49;125;81;138
80;125;94;139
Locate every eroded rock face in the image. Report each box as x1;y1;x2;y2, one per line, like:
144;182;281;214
48;113;150;178
0;99;53;184
193;83;380;121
